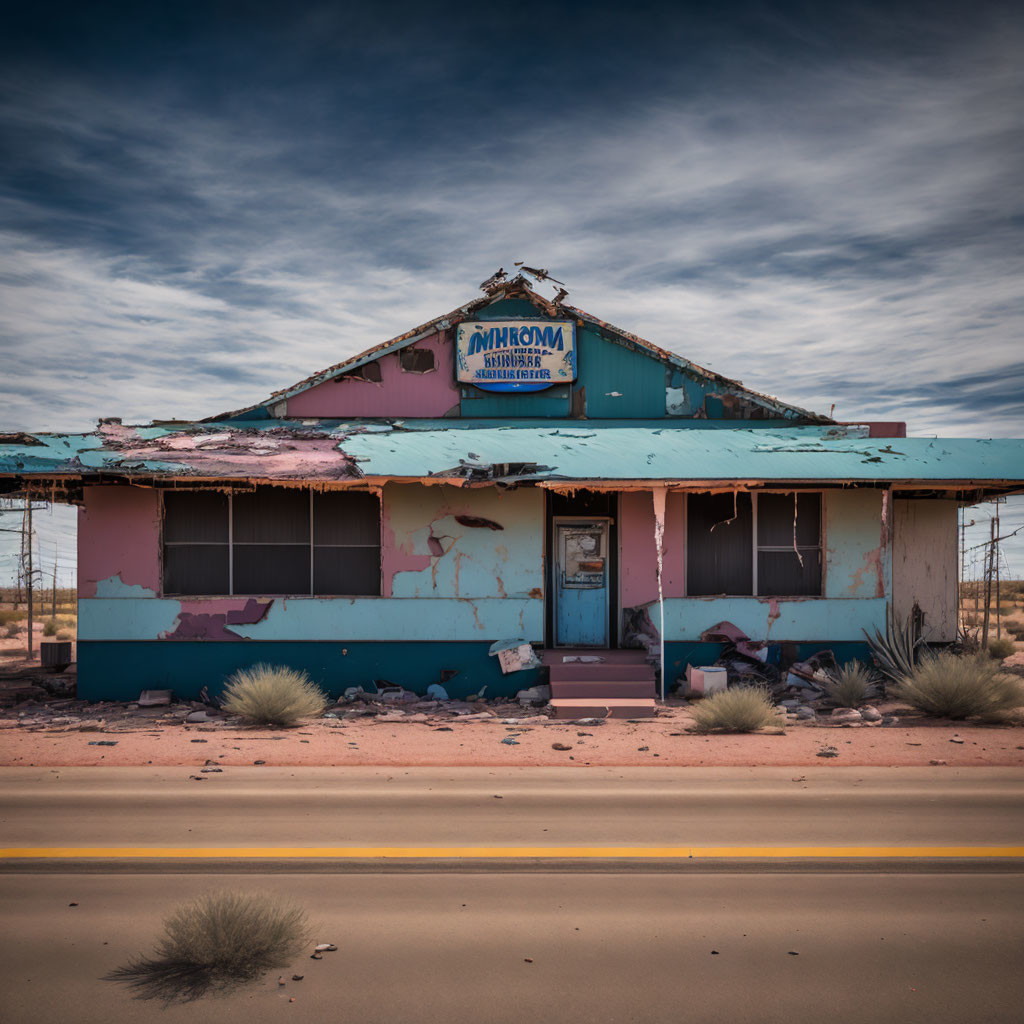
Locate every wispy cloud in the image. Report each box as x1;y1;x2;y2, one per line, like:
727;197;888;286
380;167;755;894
1;3;1022;572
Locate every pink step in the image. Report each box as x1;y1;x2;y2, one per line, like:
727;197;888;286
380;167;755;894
550;679;656;699
550;697;658;720
548;663;654;683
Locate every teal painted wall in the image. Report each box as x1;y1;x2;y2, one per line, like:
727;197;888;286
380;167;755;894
76;641;542;702
78;597;543;642
574;328;669;418
660;596;887;642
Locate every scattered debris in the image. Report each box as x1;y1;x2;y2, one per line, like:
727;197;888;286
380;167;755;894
552;742;572;751
314;943;338;952
87;740;117;746
816;745;839;758
137;690;172;707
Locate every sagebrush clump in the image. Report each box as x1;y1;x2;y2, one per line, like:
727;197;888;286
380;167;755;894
43;619;58;636
988;636;1016;660
221;663;328;726
689;686;781;733
891;651;1024;720
821;660;878;708
105;890;309;1003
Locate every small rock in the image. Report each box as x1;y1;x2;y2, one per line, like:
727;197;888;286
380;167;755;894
950;736;965;744
68;902;78;907
552;743;572;751
189;739;208;743
816;745;839;758
310;951;323;960
710;950;720;955
188;775;206;781
292;975;304;981
315;943;338;952
200;767;223;773
87;740;118;746
253;760;266;765
186;710;221;723
929;759;948;766
860;706;882;722
787;951;799;956
500;737;520;745
278;976;286;986
796;707;816;719
523;958;534;963
830;708;862;723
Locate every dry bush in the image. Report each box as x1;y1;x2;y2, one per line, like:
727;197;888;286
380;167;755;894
891;651;1024;720
0;609;25;626
3;623;24;638
105;890;309;1003
821;660;878;708
42;619;58;636
221;663;328;726
56;629;73;641
689;686;781;733
988;637;1016;659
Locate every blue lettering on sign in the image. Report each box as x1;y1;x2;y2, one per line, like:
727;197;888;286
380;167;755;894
466;324;565;355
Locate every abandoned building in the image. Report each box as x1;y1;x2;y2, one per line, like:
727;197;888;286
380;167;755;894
2;271;1023;712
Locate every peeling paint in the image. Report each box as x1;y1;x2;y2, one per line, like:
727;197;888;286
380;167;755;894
162;599;274;640
93;575;157;599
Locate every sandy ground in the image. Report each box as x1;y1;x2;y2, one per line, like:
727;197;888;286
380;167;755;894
3;708;1023;768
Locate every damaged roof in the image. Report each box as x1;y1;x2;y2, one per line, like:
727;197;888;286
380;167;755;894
2;420;1023;494
207;274;829;424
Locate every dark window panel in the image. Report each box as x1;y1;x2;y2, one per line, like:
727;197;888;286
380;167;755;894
164;544;229;595
686;493;753;596
758;549;822;596
757;492;821;547
233;489;310;544
314;491;381;545
163;491;228;543
399;347;436;373
233;544;310;595
313;546;381;595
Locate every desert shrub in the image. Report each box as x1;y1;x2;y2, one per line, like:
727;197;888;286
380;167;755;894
105;890;309;1003
962;612;981;627
864;608;924;684
0;609;26;626
221;663;328;726
891;651;1024;720
42;619;58;636
988;637;1016;660
3;623;24;638
689;685;780;733
56;629;73;641
821;660;878;708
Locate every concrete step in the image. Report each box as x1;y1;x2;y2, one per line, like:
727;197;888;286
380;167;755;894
548;663;654;683
549;697;658;720
550;679;657;699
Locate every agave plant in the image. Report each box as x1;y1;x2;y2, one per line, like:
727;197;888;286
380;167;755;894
864;607;925;687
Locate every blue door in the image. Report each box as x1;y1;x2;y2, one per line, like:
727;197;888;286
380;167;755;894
554;519;610;647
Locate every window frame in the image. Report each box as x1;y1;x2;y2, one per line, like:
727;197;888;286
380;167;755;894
684;489;825;597
161;487;382;598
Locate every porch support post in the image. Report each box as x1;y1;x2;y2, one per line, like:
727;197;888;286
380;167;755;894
652;485;668;701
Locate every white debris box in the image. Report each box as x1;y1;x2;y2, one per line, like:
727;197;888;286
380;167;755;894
685;666;728;695
489;639;541;674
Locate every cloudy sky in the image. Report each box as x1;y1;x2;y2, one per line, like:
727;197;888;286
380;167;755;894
1;0;1022;583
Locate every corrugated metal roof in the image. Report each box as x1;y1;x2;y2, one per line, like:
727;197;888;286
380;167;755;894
2;420;1022;489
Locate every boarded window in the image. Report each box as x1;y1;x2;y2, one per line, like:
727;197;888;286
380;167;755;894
162;488;380;596
756;493;822;596
685;491;822;597
163;492;229;595
399;347;435;373
686;493;753;595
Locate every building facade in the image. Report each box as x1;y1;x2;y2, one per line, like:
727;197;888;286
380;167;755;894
2;274;1022;701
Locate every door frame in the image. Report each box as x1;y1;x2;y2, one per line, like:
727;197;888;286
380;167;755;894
550;515;613;648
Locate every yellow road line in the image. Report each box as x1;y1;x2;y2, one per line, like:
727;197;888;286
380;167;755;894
2;846;1023;859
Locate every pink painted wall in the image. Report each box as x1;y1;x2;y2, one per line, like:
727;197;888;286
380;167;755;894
78;485;161;597
618;490;685;607
286;333;460;418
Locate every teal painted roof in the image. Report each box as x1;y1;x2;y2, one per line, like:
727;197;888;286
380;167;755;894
1;421;1022;489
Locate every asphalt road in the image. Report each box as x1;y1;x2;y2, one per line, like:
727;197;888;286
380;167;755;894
3;766;1023;862
3;872;1023;1024
2;767;1023;1023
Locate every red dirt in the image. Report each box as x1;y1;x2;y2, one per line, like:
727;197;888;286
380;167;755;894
2;711;1022;768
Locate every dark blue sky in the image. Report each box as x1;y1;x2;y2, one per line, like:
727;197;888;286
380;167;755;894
1;1;1022;578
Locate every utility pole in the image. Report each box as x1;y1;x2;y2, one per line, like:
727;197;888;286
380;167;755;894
995;503;1001;639
52;545;58;619
26;493;34;658
982;516;995;645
